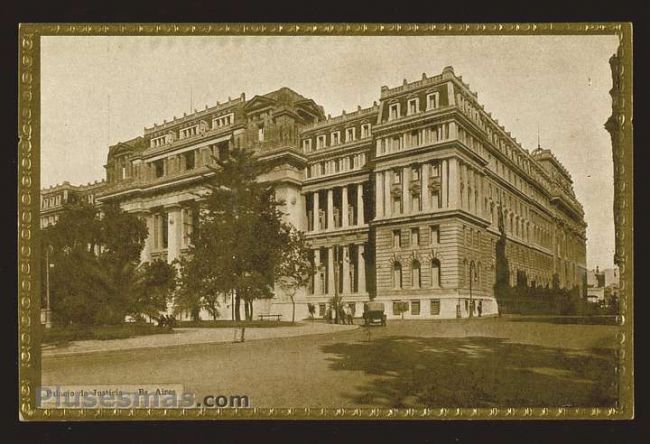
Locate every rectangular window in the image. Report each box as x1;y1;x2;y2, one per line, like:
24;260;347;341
412;166;420;181
183;150;196;170
430;162;440;177
411;228;420;247
407;98;418;115
317;135;326;149
393;196;401;214
430;226;440;245
217;141;229;160
412;194;421;212
154;160;165;178
345;127;355;142
258;127;264;142
393;230;401;249
394;169;401;184
331;131;340;145
303;139;312;152
430;299;441;315
411;300;421;315
427;92;439;110
389;103;400;120
361;123;371;138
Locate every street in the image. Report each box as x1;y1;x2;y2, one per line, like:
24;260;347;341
42;316;620;409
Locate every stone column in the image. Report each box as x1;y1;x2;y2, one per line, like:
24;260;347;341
448;158;459;209
327;189;334;230
314;249;322;295
140;211;154;263
166;205;182;264
357;183;364;225
421;162;430;211
384;170;392;218
357;244;366;294
327;247;335;295
441;159;449;208
403;167;410;214
313;191;320;231
342;245;351;294
342;185;349;228
375;172;384;219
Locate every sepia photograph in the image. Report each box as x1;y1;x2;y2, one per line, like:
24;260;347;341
18;23;633;420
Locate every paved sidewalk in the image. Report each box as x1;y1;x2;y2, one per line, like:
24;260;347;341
42;322;358;357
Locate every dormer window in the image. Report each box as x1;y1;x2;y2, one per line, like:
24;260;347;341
361;123;371;138
407;98;419;115
427;92;440;110
389;103;400;120
331;131;340;146
302;138;312;152
345;127;355;142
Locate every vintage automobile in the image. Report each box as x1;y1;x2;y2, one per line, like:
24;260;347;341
362;301;387;327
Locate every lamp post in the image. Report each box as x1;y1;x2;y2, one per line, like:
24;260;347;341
45;245;53;329
469;261;476;319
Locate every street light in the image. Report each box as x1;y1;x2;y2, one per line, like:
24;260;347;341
45;245;54;329
469;261;476;319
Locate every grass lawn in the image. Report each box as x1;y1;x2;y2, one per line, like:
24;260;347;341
176;320;299;328
42;323;173;345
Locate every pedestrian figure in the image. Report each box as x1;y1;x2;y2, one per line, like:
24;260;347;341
344;305;353;325
477;300;483;317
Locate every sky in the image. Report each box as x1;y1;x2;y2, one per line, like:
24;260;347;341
40;35;620;270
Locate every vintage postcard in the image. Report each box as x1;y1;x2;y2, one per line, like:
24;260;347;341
18;23;633;420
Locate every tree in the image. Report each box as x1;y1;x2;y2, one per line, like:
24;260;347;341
43;201;162;326
177;148;309;324
277;227;315;323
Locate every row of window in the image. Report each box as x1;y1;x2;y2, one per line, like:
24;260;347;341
302;123;372;152
148;141;230;179
41;194;63;208
387;92;440;121
306;153;367;179
393;225;440;249
376;123;451;156
149;113;235;148
392;299;442;316
392;259;442;290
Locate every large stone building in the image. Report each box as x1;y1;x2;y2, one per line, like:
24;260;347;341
40;180;106;228
46;67;588;320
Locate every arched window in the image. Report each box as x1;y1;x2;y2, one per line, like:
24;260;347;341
393;262;403;289
431;258;441;288
412;260;421;288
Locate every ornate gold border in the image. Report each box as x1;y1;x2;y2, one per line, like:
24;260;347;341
18;22;634;421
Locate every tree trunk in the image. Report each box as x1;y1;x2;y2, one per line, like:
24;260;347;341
248;300;254;321
291;295;296;324
234;292;241;321
244;299;250;321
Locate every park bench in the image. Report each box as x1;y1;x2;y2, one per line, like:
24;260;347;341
258;314;282;322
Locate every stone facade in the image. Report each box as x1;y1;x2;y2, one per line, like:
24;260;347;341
44;67;588;320
40;180;105;228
